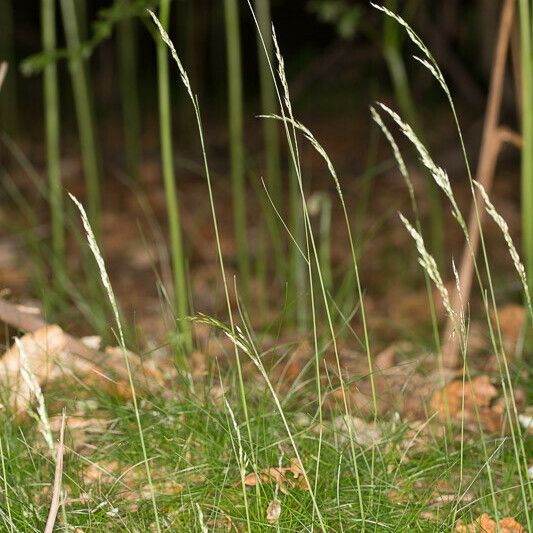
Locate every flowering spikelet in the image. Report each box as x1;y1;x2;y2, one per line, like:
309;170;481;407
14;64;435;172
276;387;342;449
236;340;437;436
271;25;292;116
260;113;343;197
148;10;193;102
399;213;457;330
378;103;453;200
15;337;54;452
474;181;532;314
371;3;450;97
370;106;413;197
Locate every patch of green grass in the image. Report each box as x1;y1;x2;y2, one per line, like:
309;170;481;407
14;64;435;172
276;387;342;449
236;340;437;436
0;367;530;531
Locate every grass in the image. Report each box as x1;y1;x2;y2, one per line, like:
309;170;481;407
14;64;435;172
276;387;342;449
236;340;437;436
0;3;531;532
0;359;530;531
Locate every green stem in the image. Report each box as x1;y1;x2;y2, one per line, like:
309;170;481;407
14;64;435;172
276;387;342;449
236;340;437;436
520;0;533;297
255;0;282;207
255;0;285;281
118;0;142;181
157;0;190;350
41;0;65;273
224;0;249;299
290;162;308;330
60;0;101;232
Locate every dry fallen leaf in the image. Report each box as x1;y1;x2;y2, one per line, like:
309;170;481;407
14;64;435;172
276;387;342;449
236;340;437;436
0;325;66;413
430;375;508;432
243;458;309;494
455;514;526;532
266;499;281;523
332;415;382;447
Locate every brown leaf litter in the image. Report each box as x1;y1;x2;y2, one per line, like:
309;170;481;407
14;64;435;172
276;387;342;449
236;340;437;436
454;514;526;532
243;458;309;494
0;324;162;417
430;375;525;432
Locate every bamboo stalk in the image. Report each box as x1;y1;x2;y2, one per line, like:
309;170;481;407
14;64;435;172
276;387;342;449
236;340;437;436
224;0;250;298
118;0;142;181
255;0;282;206
41;0;65;272
157;0;190;349
519;0;533;294
60;0;101;231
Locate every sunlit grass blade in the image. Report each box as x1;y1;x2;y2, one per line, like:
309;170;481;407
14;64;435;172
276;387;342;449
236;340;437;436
69;193;161;533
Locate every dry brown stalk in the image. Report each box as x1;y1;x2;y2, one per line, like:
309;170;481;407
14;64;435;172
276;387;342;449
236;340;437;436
442;0;519;367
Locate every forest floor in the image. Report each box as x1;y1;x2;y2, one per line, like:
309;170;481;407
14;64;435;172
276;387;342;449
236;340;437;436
0;108;531;531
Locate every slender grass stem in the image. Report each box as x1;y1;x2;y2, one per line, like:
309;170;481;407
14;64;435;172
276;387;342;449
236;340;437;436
0;437;13;533
224;0;249;299
41;0;65;278
70;194;161;533
156;0;190;351
60;0;101;232
148;11;257;502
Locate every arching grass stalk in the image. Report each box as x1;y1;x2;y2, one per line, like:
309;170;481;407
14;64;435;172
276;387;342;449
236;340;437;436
250;10;374;521
370;106;441;378
41;0;64;278
379;97;532;526
156;0;190;351
383;0;444;268
373;4;533;517
148;9;257;485
399;215;500;524
60;0;101;232
69;194;161;533
224;0;250;300
118;0;142;181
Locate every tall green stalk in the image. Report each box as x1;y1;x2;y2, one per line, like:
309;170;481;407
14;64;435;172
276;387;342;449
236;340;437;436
118;0;142;181
224;0;249;298
60;0;101;231
0;0;17;136
255;0;285;280
289;162;308;330
255;0;282;207
519;0;533;294
157;0;190;349
41;0;64;272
